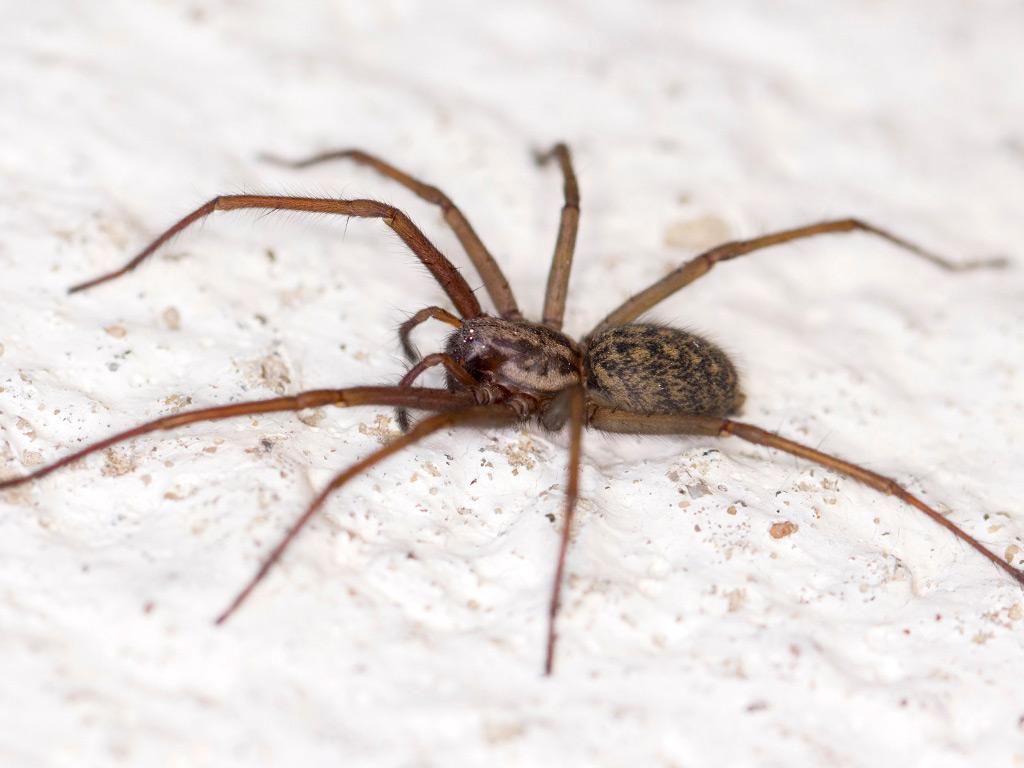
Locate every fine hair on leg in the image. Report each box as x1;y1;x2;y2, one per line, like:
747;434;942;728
0;387;476;491
536;143;581;331
591;218;1007;336
215;403;521;624
589;408;1024;586
544;385;585;675
261;148;523;320
68;196;484;320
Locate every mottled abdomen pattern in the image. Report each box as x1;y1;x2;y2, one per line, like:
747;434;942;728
585;324;742;416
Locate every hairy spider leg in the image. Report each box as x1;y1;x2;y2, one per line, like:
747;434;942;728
261;148;523;320
398;306;463;363
545;384;585;675
589;409;1024;587
0;387;475;490
67;196;483;320
591;218;1007;336
215;404;521;624
395;352;479;432
536;143;581;332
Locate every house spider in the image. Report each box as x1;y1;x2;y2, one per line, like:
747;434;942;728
1;143;1018;675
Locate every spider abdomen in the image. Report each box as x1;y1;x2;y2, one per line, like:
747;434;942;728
585;324;742;416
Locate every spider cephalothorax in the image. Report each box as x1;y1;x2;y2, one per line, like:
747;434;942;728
0;143;1017;676
446;317;580;398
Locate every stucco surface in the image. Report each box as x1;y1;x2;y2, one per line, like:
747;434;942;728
2;2;1023;766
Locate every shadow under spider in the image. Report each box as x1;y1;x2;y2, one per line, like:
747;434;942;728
0;143;1017;676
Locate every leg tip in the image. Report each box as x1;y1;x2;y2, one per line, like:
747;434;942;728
533;143;568;166
968;255;1010;270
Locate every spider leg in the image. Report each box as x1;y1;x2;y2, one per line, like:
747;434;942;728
590;409;1024;587
398;353;477;391
261;148;522;319
395;352;479;433
0;387;474;490
68;196;483;320
536;143;581;331
545;385;585;675
398;305;462;363
215;403;521;624
591;218;1008;335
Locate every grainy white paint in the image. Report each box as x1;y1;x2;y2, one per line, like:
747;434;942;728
2;2;1024;766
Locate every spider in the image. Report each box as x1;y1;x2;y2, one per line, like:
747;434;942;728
1;143;1018;675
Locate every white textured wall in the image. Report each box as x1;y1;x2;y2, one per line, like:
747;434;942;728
2;2;1024;766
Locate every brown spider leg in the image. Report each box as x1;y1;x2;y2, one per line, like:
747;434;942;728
544;385;585;675
398;353;478;391
214;403;521;624
261;149;522;320
536;143;581;331
589;409;1024;587
395;352;479;433
67;196;483;320
591;218;1008;335
398;306;462;363
0;387;474;490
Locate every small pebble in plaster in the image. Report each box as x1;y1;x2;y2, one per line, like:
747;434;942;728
163;393;193;411
297;409;325;427
1005;544;1020;565
0;342;5;357
239;352;293;395
725;588;746;612
258;353;291;394
104;324;127;338
21;449;44;467
770;521;799;539
161;307;181;330
358;414;399;445
687;481;711;498
101;449;134;477
482;433;545;474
